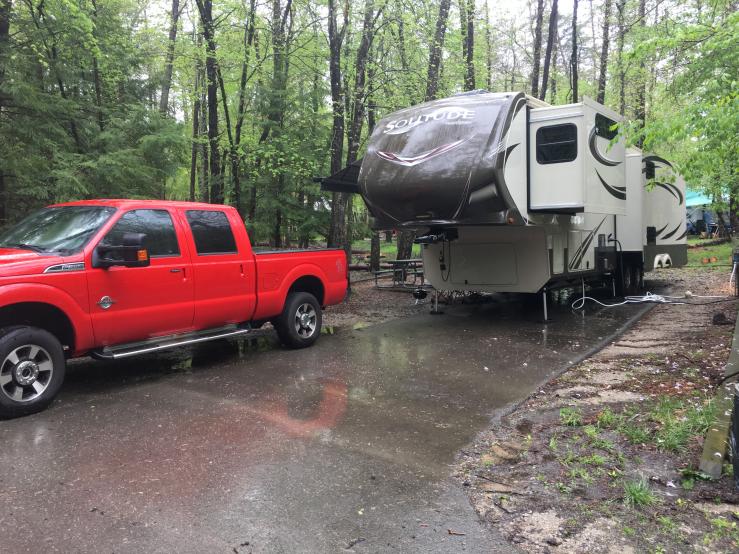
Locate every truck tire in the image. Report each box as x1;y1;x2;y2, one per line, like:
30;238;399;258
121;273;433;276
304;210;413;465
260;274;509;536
275;292;322;349
0;326;66;419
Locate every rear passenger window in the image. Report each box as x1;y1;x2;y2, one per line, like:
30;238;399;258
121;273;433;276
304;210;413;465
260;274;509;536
101;209;180;257
536;124;578;164
186;210;237;255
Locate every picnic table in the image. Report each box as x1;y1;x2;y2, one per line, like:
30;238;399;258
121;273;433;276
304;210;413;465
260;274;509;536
374;258;425;289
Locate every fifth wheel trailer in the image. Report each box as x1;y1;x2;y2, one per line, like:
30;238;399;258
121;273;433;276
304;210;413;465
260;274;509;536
321;90;687;298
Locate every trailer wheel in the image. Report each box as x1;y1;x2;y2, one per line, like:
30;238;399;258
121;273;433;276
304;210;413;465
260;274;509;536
0;326;66;419
274;292;322;349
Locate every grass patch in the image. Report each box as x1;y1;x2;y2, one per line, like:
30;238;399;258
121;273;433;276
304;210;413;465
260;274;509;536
651;397;716;452
560;407;583;426
597;407;621;429
623;478;658;508
686;240;733;266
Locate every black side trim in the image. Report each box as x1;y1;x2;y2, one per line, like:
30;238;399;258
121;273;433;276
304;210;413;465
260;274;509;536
588;127;622;167
675;229;688;241
595;170;626;200
655;223;668;238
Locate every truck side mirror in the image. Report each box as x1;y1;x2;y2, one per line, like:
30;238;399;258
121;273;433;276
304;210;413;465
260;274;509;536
93;232;151;269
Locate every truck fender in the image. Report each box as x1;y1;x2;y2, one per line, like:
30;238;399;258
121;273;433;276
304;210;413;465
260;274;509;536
0;283;94;355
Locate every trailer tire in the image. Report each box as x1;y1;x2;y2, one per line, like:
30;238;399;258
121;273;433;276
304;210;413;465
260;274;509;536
0;326;66;419
274;292;322;349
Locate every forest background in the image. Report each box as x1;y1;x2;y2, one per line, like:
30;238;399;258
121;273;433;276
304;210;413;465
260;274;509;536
0;0;736;262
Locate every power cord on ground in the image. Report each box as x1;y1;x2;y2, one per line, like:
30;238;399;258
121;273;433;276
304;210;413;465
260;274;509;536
572;291;737;311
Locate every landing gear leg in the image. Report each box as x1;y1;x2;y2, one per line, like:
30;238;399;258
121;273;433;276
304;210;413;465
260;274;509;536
430;289;444;315
542;288;549;322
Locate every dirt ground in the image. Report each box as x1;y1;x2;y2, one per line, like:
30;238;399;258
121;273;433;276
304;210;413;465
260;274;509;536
457;266;739;553
322;272;428;329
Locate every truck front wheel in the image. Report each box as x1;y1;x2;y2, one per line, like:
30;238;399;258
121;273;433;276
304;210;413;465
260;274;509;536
275;292;322;349
0;327;66;419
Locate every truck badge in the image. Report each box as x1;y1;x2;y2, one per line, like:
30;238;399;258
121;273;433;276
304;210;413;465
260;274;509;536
97;296;115;310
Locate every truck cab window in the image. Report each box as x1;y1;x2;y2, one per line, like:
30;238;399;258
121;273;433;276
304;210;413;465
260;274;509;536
101;209;180;257
186;210;238;255
536;123;578;164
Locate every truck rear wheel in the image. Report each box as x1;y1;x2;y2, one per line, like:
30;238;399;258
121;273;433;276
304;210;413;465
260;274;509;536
275;292;322;349
0;326;66;419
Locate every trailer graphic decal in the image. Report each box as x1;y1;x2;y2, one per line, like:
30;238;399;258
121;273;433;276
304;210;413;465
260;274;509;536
661;224;683;240
588;128;622;167
376;140;466;167
654;182;684;206
595;170;626;200
642;155;673;169
569;216;608;271
655;223;669;238
504;143;519;164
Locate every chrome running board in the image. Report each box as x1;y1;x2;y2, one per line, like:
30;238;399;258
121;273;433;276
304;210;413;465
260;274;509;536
91;325;251;360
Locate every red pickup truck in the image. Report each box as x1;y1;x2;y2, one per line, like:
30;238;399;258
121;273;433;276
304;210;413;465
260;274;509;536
0;200;348;418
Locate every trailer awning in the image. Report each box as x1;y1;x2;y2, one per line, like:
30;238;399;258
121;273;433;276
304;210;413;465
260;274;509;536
317;158;362;194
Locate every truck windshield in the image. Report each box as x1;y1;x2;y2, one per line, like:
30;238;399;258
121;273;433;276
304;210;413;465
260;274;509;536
0;206;116;255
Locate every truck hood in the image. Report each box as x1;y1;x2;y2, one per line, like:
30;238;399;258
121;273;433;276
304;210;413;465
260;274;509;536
0;249;65;277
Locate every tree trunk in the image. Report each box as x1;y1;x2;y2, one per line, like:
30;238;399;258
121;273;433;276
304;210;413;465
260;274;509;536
327;0;347;247
539;0;558;100
189;56;201;202
596;0;612;104
232;0;257;216
616;0;625;114
531;0;544;97
159;0;180;115
385;231;392;243
396;230;414;261
195;0;222;203
461;0;475;91
425;0;451;101
550;25;558;101
635;0;646;146
571;0;579;102
91;0;105;130
484;0;493;89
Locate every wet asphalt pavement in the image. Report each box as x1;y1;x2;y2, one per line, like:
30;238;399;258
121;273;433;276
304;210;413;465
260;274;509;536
1;295;650;553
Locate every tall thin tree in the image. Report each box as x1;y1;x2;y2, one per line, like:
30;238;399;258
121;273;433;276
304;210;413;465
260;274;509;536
461;0;476;91
327;0;348;247
426;0;451;101
194;0;222;203
540;0;559;100
571;0;579;102
159;0;181;115
531;0;545;97
596;0;612;104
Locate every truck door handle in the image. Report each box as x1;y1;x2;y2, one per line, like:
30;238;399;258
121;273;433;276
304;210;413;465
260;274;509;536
170;268;181;273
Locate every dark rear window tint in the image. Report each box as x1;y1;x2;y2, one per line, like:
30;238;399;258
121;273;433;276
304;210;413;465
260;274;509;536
536;124;578;164
595;113;618;140
185;210;237;255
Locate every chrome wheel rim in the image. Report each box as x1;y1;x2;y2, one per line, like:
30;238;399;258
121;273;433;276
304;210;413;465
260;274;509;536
0;345;53;403
294;303;317;338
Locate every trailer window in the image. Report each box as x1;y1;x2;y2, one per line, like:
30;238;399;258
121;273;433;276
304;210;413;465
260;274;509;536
595;113;618;140
186;210;238;255
536;124;577;164
101;209;180;257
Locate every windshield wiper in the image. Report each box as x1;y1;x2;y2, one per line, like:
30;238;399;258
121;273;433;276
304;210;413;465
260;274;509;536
3;243;48;254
